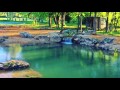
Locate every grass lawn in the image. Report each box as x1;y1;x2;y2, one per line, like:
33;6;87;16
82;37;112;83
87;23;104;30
97;29;120;36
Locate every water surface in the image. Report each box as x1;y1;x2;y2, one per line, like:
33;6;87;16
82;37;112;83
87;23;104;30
0;44;120;78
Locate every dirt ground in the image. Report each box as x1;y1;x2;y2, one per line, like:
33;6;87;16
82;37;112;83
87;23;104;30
0;29;60;37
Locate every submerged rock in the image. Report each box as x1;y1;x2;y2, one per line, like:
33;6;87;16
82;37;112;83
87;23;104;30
0;60;30;70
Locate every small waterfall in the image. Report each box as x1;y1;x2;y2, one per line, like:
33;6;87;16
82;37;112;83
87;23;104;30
62;37;73;44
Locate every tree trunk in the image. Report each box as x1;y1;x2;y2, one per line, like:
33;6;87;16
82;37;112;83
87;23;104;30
54;15;60;28
90;12;92;17
106;17;109;32
54;16;57;25
106;12;109;33
23;18;24;21
114;12;117;32
7;12;9;20
19;17;21;21
58;16;61;28
77;14;80;34
93;12;97;34
63;12;66;26
80;15;82;32
48;14;52;28
26;17;27;21
60;12;64;34
89;12;92;29
15;17;16;21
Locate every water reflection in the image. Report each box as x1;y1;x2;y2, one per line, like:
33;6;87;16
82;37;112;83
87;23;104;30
21;45;120;78
0;44;22;62
8;44;22;60
0;47;8;62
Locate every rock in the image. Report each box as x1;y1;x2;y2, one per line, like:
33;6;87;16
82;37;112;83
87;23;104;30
62;29;77;37
110;44;120;53
98;44;113;50
20;32;34;38
0;36;9;39
0;36;9;43
34;35;50;43
0;60;30;70
48;32;62;43
72;35;100;47
0;38;5;43
100;38;115;44
34;35;48;40
97;38;115;51
49;36;61;43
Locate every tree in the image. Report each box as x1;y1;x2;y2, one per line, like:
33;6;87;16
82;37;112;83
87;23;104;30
90;12;92;17
93;12;97;34
106;12;109;32
77;12;83;33
77;13;80;33
80;13;83;32
48;12;53;28
60;12;65;33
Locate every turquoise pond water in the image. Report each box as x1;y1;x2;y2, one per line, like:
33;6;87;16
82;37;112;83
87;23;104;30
0;44;120;78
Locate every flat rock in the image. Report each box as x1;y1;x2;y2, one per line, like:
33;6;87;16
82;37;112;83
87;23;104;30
0;60;30;70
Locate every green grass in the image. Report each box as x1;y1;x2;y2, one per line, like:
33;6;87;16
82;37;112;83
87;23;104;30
97;29;120;36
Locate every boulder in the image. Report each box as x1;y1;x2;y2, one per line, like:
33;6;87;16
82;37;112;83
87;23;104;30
0;38;5;43
98;44;113;51
100;38;115;44
98;38;115;51
109;44;120;53
48;32;62;43
62;29;77;37
34;35;50;43
20;32;34;38
0;60;30;70
0;36;9;43
72;36;100;47
34;35;48;40
0;36;9;39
